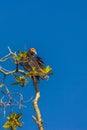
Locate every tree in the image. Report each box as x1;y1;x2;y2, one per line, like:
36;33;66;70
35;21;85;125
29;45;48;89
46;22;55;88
0;47;52;130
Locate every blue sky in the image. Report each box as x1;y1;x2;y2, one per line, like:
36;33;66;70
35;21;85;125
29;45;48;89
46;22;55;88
0;0;87;130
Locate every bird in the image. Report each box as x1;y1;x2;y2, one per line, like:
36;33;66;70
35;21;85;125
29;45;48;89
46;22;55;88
19;48;44;71
19;48;44;92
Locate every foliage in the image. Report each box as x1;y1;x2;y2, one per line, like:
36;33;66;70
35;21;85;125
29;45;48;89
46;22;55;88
3;113;22;130
41;65;52;75
13;51;27;61
12;66;52;87
13;51;52;76
12;74;30;87
27;65;52;78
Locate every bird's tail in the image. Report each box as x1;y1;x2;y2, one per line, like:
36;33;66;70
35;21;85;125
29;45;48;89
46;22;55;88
32;76;39;93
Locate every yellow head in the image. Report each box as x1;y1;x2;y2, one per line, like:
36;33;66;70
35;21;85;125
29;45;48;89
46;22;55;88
29;48;37;55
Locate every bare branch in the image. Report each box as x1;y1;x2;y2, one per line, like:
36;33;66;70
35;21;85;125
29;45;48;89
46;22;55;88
32;91;44;130
0;85;32;116
8;46;16;55
0;47;16;62
0;47;32;116
0;66;26;75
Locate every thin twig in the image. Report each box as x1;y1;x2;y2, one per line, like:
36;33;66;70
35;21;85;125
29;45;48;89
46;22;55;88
0;66;26;75
0;47;16;62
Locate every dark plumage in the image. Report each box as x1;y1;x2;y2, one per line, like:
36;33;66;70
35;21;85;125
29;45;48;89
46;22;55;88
20;48;44;90
20;48;44;70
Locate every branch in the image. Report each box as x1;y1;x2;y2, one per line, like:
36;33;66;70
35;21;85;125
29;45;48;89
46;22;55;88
0;66;26;75
32;89;44;130
0;47;32;116
0;46;16;62
0;83;32;116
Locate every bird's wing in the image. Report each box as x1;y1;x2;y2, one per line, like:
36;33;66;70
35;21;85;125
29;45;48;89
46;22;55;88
20;55;44;71
20;58;31;71
34;56;44;68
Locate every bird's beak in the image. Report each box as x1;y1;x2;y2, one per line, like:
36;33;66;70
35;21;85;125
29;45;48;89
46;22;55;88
35;51;37;55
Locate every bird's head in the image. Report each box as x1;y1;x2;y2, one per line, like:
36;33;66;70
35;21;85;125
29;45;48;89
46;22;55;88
28;48;37;55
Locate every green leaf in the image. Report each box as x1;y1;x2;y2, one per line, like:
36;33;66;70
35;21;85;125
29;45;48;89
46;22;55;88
14;75;21;81
3;121;10;129
16;113;22;120
12;55;20;61
45;66;52;73
13;74;30;87
3;113;22;129
13;51;27;61
18;51;27;59
42;66;52;74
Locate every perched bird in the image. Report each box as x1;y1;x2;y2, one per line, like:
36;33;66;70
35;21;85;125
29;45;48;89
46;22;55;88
20;48;44;91
22;48;44;71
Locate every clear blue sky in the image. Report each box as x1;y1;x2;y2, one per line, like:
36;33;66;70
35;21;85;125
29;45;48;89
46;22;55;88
0;0;87;130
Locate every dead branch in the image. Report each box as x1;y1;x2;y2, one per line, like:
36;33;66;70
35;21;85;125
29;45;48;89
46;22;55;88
0;84;27;116
0;46;16;62
0;47;32;116
0;66;26;75
32;90;44;130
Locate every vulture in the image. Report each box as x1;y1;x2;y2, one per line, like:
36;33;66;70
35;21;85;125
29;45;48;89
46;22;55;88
19;48;44;91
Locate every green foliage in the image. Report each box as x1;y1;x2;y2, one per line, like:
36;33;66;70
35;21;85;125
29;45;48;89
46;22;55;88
12;74;30;87
12;66;52;87
12;65;52;87
3;113;22;130
13;50;52;87
41;65;52;74
18;51;27;60
13;51;27;61
27;65;52;78
27;67;38;77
